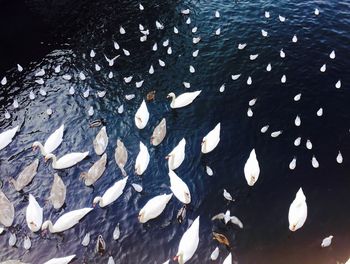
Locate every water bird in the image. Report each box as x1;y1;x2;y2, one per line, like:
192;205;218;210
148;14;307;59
288;188;307;231
177;205;186;223
23;235;31;250
138;193;173;223
271;131;282;137
223;253;232;264
0;125;19;150
210;247;219;260
223;189;234;201
1;76;7;85
265;11;270;18
159;59;166;67
279;15;286;22
82;232;90;246
312;155;319;168
125;94;135;100
244;149;260;186
335;80;341;89
149;65;154;74
183;82;191;88
35;69;45;77
336;151;343;164
83;89;90;98
80;153;107;186
174;27;179;34
247;108;253;117
93;177;128;207
105;55;120;66
97;90;106;98
9;232;16;247
79;72;86;80
118;104;124;114
132;183;143;192
41;208;93;233
136;80;144;88
17;64;23;72
174;216;200;264
45;151;89;170
289;157;297;170
119;26;126;34
113;41;120;50
0;190;15;227
32;124;64;156
167;91;201;108
181;9;190;15
26;194;43;232
266;63;272;71
95;64;101;71
215;28;221;35
295;115;301;126
88;106;94;116
186;17;191;24
90;50;96;57
4;111;11;119
238;43;247;50
219;84;225;93
250;54;259;60
212;210;243;228
231;74;241;80
13;99;19;109
280;49;285;58
315;8;320;16
93;126;108;155
35;78;44;84
294;137;301;146
115;139;128;177
294;93;301;101
140;35;146;42
29;91;35;100
108;257;115;264
169;170;191;204
48;173;66;209
135;142;150;175
54;65;61;73
152;43;158;51
317;108;323;116
10;159;39;191
292;35;298;43
306;139;312;149
139;3;144;10
249;98;257;106
321;235;333;247
261;29;268;37
151;118;166;146
135;100;150;129
39;88;47;96
43;255;76;264
193;37;201;44
247;76;252;85
213;232;230;247
192;27;197;33
46;108;53;116
329;50;335;59
166;138;186;170
108;72;113;78
320;64;326;72
215;10;220;18
167;47;172;54
201;123;221;154
156;21;164;29
123;49;131;56
260;125;269;133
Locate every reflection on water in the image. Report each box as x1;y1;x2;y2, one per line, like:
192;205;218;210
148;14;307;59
1;0;350;263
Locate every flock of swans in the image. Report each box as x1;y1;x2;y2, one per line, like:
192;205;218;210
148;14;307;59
0;1;347;264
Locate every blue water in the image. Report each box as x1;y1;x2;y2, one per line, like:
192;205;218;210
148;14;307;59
1;0;350;263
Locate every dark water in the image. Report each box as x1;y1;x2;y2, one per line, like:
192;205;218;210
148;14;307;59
1;0;350;263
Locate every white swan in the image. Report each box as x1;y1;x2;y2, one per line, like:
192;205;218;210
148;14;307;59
41;208;93;233
93;126;108;155
0;125;19;151
135;100;149;129
45;152;89;169
201;123;221;154
166;138;186;170
174;216;200;264
169;170;191;204
135;142;150;175
43;254;76;264
32;124;64;156
93;177;128;207
0;190;15;227
26;194;43;232
138;193;173;223
244;149;260;186
288;188;307;231
167;91;201;108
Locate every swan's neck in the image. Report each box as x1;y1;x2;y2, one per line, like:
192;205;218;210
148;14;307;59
44;221;54;233
170;95;176;107
36;142;46;156
93;196;102;207
48;155;58;166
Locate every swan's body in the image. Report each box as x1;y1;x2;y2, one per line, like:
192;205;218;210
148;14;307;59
135;100;149;129
175;216;200;264
41;208;93;233
26;194;43;232
201;123;221;154
0;190;14;227
93;126;108;155
80;153;107;186
151;118;166;146
288;188;307;231
48;173;66;209
244;149;260;186
169;170;191;204
138;193;173;223
223;253;232;264
43;255;76;264
167;91;201;108
93;177;128;207
167;138;186;170
10;159;39;191
0;125;19;151
135;142;150;175
45;152;89;169
32;124;64;156
115;139;128;177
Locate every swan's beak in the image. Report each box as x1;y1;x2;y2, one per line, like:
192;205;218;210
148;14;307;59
138;213;143;222
165;155;170;160
173;256;179;261
166;95;171;99
201;140;205;145
44;157;48;162
32;146;37;152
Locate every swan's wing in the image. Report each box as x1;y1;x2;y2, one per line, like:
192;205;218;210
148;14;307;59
175;91;201;107
57;152;88;167
211;213;225;221
230;216;244;228
0;125;19;150
44;124;64;154
0;190;14;227
16;159;39;190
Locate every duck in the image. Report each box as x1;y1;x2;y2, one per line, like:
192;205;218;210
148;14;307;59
211;210;243;228
32;124;64;156
166;138;186;170
48;173;66;209
26;194;43;232
321;235;333;247
169;170;191;204
114;140;128;178
288;188;307;231
201;123;221;154
93;177;128;207
244;149;260;186
93;126;108;155
135;100;149;129
135;142;150;175
45;152;89;170
95;235;106;254
41;208;93;233
80;153;107;186
167;91;201;108
43;255;76;264
151;118;167;146
0;125;19;151
0;190;15;227
174;216;200;264
138;193;173;223
10;159;39;191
